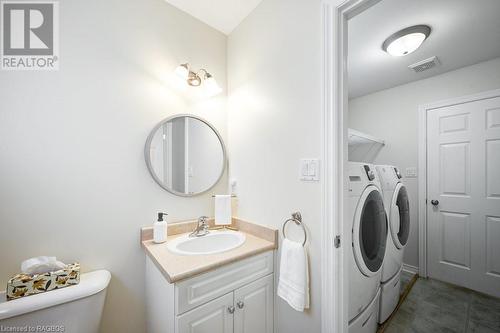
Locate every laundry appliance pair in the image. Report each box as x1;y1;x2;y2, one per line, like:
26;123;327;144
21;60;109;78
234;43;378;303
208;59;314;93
347;162;410;333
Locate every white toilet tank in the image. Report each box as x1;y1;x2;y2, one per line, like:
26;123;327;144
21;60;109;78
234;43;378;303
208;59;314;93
0;270;111;333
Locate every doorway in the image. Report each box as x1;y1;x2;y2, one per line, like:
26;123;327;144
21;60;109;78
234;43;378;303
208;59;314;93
419;89;500;298
322;0;500;332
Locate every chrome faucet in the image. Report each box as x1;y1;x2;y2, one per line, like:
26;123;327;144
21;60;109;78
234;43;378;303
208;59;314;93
189;216;210;237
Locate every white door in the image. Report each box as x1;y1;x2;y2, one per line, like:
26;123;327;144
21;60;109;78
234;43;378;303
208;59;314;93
177;292;234;333
426;93;500;297
234;274;274;333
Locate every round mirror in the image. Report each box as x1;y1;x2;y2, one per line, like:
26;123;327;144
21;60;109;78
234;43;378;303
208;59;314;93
145;115;226;196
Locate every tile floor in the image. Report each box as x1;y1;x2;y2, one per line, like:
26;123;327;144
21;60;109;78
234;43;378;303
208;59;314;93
386;276;500;333
400;271;414;294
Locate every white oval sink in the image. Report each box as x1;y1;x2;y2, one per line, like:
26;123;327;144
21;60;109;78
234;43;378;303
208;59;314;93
167;231;246;256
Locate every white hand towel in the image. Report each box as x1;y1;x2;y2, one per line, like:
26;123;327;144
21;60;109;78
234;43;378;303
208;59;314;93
277;239;310;311
215;195;232;225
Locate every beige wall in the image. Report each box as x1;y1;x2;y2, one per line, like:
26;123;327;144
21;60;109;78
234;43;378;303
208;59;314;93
0;0;227;332
349;57;500;268
227;0;323;331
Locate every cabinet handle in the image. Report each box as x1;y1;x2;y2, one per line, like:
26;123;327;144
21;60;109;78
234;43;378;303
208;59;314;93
227;306;235;314
237;301;244;309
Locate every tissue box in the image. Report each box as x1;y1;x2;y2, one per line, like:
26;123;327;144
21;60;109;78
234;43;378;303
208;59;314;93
6;263;80;301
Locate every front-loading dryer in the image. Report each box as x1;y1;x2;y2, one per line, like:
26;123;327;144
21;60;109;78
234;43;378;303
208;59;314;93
375;165;410;323
347;162;387;331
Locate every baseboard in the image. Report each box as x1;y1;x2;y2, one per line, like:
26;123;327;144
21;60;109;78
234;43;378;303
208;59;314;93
402;263;419;275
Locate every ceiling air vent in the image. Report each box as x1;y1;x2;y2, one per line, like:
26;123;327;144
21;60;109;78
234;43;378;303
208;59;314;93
408;56;440;73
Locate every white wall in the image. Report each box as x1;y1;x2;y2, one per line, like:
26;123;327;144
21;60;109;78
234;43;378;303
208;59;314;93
227;0;323;331
0;0;227;332
349;57;500;268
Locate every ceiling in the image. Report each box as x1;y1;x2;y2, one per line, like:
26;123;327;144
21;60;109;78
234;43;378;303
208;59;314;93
163;0;264;35
348;0;500;98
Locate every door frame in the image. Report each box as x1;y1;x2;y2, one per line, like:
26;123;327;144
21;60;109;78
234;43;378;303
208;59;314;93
417;88;500;278
321;0;381;332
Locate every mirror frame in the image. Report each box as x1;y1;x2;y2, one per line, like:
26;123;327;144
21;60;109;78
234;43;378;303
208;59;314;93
144;114;227;197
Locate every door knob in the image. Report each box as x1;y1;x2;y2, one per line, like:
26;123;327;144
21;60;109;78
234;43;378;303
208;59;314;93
431;200;439;206
227;306;235;314
237;301;244;309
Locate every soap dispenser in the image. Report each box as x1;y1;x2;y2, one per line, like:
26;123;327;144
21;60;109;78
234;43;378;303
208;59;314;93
154;212;168;244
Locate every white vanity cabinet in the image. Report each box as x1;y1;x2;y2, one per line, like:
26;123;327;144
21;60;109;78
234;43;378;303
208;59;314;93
145;251;274;333
177;292;233;333
177;274;274;333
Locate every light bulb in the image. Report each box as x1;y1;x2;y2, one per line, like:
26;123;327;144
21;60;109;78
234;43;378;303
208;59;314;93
204;76;222;96
174;63;189;80
386;33;426;57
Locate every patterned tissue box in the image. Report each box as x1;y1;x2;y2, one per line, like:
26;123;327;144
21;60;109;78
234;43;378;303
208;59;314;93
6;263;80;301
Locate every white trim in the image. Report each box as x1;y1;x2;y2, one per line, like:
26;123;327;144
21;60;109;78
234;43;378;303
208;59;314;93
402;264;419;275
321;3;343;332
417;102;428;277
321;1;381;332
420;88;500;112
417;88;500;279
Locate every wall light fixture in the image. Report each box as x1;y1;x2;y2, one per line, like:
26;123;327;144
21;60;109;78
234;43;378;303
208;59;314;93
175;63;222;96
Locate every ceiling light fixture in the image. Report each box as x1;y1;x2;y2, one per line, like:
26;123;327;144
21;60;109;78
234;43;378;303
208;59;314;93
382;25;431;57
174;63;222;96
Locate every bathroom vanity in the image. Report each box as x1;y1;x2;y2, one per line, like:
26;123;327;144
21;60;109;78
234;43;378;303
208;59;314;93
142;115;278;332
142;218;277;333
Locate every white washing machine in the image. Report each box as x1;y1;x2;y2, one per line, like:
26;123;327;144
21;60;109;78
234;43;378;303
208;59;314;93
348;162;387;333
375;165;410;323
349;288;381;333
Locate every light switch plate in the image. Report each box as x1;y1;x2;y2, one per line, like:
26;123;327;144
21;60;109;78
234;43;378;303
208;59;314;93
406;167;417;178
300;159;320;181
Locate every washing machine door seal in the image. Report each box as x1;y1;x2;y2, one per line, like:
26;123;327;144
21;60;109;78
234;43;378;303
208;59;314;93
390;183;410;249
352;185;387;277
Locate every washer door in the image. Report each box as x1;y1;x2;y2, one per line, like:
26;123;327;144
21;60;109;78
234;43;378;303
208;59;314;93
352;186;388;276
390;183;410;249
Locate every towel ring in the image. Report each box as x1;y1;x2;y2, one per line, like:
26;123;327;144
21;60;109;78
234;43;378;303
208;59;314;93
282;212;307;246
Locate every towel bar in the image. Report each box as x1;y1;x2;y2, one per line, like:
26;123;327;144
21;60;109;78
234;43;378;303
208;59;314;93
282;212;307;246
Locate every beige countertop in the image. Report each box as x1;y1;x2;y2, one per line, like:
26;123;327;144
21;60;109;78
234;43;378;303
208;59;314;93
141;218;278;283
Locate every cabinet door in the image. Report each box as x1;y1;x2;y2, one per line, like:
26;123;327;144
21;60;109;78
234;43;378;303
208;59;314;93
234;274;274;333
177;292;234;333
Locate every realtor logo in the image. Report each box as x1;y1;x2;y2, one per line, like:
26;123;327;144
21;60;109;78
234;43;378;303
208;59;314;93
1;1;59;70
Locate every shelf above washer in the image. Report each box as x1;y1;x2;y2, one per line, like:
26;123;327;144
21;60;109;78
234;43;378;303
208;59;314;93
348;129;385;146
348;128;385;163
